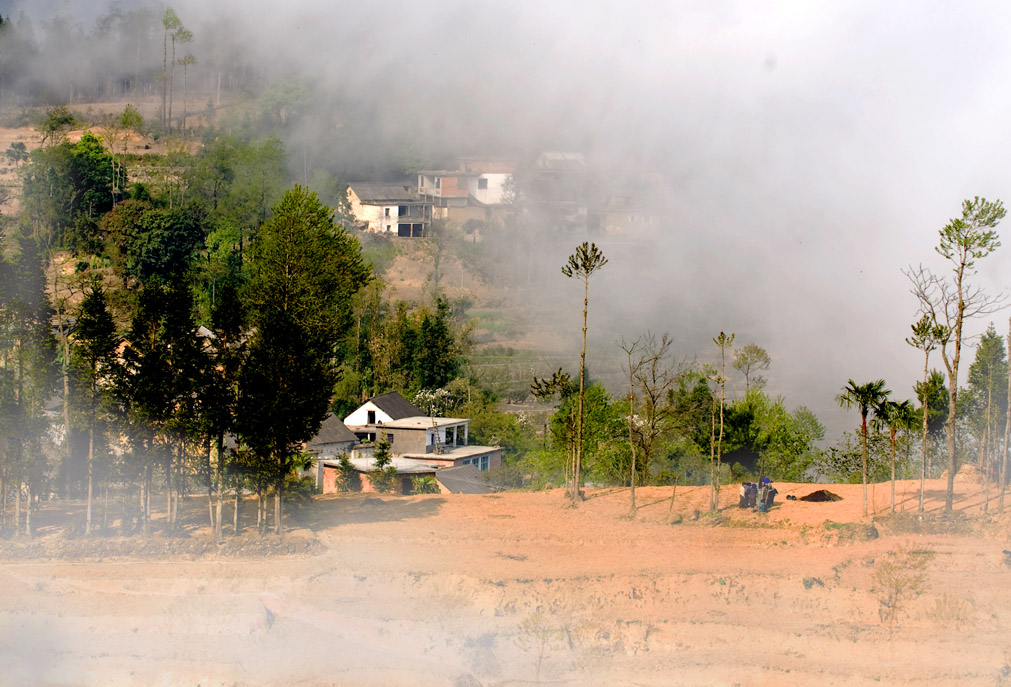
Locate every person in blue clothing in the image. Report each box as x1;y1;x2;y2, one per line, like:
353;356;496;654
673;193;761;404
757;477;777;512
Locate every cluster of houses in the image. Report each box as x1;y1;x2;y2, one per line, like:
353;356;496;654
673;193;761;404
345;152;674;238
306;392;502;495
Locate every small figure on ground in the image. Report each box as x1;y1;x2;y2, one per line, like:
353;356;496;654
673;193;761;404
757;477;778;513
739;482;752;508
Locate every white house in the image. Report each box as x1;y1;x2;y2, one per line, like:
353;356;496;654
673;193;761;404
346;183;432;237
344;392;502;472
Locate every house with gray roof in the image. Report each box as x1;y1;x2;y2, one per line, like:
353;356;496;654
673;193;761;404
346;182;432;237
310;392;502;495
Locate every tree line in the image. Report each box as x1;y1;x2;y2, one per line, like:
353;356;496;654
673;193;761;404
0;108;475;538
836;197;1011;516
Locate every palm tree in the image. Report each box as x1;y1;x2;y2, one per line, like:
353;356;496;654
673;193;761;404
873;399;915;513
837;379;891;516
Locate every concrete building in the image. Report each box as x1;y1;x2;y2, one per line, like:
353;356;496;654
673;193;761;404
344;392;502;472
310;392;503;495
346;182;432;237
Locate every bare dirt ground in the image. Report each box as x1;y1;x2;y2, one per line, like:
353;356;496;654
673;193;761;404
1;476;1009;687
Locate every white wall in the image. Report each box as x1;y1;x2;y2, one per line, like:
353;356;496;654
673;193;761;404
344;401;396;426
471;173;511;205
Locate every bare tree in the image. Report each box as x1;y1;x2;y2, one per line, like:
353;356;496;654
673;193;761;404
905;196;1006;511
561;242;607;506
619;332;681;517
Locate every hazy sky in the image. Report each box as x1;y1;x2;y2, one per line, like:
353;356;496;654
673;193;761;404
11;0;1011;438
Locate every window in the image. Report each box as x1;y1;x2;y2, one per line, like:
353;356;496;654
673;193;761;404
435;178;441;189
367;410;376;424
384;207;390;217
480;456;489;471
387;433;394;445
398;205;407;216
477;178;488;190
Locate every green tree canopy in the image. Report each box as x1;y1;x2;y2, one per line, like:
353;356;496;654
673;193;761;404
236;185;369;533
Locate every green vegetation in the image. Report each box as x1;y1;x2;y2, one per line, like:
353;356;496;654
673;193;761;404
1;3;1007;538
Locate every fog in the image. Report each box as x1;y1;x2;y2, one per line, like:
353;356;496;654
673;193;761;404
7;0;1011;437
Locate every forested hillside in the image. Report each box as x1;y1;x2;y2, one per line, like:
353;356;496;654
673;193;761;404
0;3;1006;541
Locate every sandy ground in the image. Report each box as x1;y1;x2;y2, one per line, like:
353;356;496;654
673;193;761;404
1;477;1009;687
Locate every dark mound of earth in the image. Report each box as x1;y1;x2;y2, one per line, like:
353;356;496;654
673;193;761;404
800;489;842;502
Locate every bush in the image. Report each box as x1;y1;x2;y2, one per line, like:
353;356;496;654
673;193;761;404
369;466;399;494
411;475;440;494
334;454;361;493
283;475;316;510
872;543;935;625
368;438;400;494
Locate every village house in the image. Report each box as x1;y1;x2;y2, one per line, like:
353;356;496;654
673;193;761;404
418;157;515;225
346;182;432;237
308;392;501;495
456;157;515;207
306;413;359;491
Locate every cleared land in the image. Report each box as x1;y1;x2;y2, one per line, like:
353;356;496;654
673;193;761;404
1;477;1009;687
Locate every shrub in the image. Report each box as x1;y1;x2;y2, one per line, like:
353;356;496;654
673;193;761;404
411;475;440;494
872;543;935;625
515;611;567;682
334;454;361;493
368;438;399;494
283;475;316;510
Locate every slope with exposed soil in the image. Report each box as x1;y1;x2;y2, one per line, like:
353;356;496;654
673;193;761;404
1;478;1009;687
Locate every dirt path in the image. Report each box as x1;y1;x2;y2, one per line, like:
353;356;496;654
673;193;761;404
1;480;1009;686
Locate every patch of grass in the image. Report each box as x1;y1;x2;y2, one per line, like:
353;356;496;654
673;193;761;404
877;511;974;536
468;309;520;337
721;517;778;529
823;520;879;543
926;593;975;628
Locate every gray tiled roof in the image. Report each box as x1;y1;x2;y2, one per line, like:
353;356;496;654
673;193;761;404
434;465;491;494
307;414;358;448
349;183;419;203
370;392;424;420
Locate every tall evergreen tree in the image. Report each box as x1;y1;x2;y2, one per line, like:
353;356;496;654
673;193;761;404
237;186;369;535
965;323;1008;512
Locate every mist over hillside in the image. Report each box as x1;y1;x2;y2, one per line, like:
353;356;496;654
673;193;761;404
5;0;1011;438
